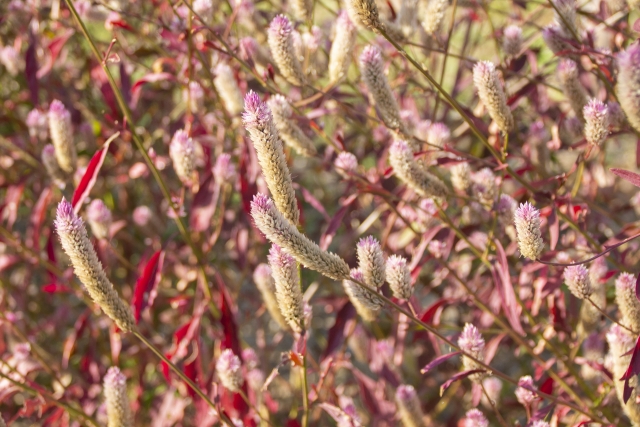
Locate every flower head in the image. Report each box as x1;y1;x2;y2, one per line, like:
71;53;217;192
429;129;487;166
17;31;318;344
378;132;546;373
617;44;640;133
26;108;48;140
86;199;112;240
267;95;316;157
104;367;132;427
42;144;67;187
343;268;383;321
268;15;306;86
268;244;304;333
542;25;571;55
557;59;588;120
253;263;288;329
514;202;544;260
329;11;356;83
335;152;358;178
458;323;485;355
395;384;426;427
419;0;448;35
463;409;488;427
389;140;448;199
386;255;412;300
213;153;236;182
503;25;523;57
426;122;450;148
216;349;243;392
356;236;386;290
214;63;244;115
169;129;196;184
48;100;77;174
564;265;592;299
615;273;640;333
346;0;381;29
583;99;609;145
473;61;514;133
515;375;536;406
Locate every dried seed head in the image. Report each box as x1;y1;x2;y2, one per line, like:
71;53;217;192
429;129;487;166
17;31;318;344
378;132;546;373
356;236;386;290
395;384;426;427
213;64;244;116
334;152;358;178
343;268;383;321
216;349;244;392
86;199;112;240
542;25;572;55
268;15;306;86
42;144;67;187
329;11;357;83
104;367;132;427
472;61;514;133
426;122;450;148
564;265;592;299
617;44;640;133
48;100;77;174
27;108;49;140
251;194;350;280
243;91;299;225
503;25;523;57
268;245;304;333
360;46;406;133
583;99;609;145
213;153;236;183
514;202;544;260
451;163;471;192
615;273;640;333
55;199;136;332
463;409;489;427
267;95;317;157
419;0;448;36
346;0;381;30
386;255;412;300
253;263;288;329
557;59;588;120
389;140;448;199
169;130;196;185
515;375;536;406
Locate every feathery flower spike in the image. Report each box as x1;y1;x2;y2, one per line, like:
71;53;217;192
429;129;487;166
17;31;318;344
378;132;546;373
55;199;136;332
451;163;471;193
343;268;382;321
267;95;317;157
458;323;486;381
386;255;412;300
213;64;244;116
329;11;357;83
290;0;312;21
213;153;236;183
606;323;640;424
104;367;133;427
395;384;427;427
617;43;640;133
419;0;448;36
557;59;588;120
346;0;381;30
515;375;536;406
616;273;640;333
514;202;544;260
48;100;77;174
251;194;350;280
472;61;514;133
42;144;67;187
268;15;306;86
86;199;112;240
389;140;448;199
542;25;572;55
169;129;196;185
216;349;243;392
253;264;288;329
356;236;385;290
243;91;300;225
27;108;49;140
583;99;609;145
463;409;488;427
503;25;523;57
268;245;305;333
564;265;592;299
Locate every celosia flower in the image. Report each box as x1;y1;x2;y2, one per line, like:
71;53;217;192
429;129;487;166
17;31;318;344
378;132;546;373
42;144;67;187
0;45;21;76
329;11;357;83
531;421;550;427
86;199;112;240
389;140;448;199
253;263;288;329
55;199;136;332
334;152;358;178
514;202;544;260
496;194;517;227
193;0;212;16
268;245;304;333
395;384;427;427
216;349;243;392
582;99;609;146
471;168;496;208
26;108;49;140
213;64;244;116
451;163;471;192
553;0;579;37
419;0;447;36
557;59;587;120
251;194;350;280
343;268;383;321
48;100;77;174
458;323;486;380
564;265;592;299
213;153;236;183
616;272;640;333
290;0;312;21
386;255;412;300
187;81;204;113
472;61;514;133
267;15;306;86
132;206;152;227
515;375;536;406
503;25;523;57
617;44;640;133
360;46;406;133
356;236;386;290
346;0;381;30
607;101;626;129
426;122;450;148
104;367;132;427
243;92;300;225
463;409;488;427
169;129;196;184
542;25;572;55
267;95;317;157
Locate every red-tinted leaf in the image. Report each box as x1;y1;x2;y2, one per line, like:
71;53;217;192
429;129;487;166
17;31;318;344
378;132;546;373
30;188;52;251
131;72;175;106
484;333;506;365
539;376;554;395
45;230;57;282
322;300;356;361
131;250;164;323
72;133;118;213
493;239;526;336
440;369;485;395
42;283;71;293
420;298;451;325
611;168;640;188
548;206;559;251
217;273;242;356
320;194;357;251
25;33;39;105
37;30;73;79
190;172;219;232
420;351;461;374
621;336;640;403
300;187;330;222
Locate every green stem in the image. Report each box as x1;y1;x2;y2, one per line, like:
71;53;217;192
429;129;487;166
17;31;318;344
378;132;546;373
301;354;310;427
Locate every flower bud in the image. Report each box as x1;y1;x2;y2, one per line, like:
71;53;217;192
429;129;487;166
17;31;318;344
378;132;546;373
564;265;592;299
616;272;640;333
472;61;514;133
617;43;640;133
395;385;427;427
419;0;448;36
213;64;244;116
389;140;448;199
503;25;523;57
343;268;383;321
86;199;112;240
253;263;288;329
557;59;588;120
268;245;304;333
329;11;357;83
104;367;133;427
583;99;609;145
216;349;243;392
169;129;196;185
386;255;412;300
267;95;317;157
514;202;544;260
463;409;488;427
515;375;536;406
268;15;306;86
334;152;358;178
48;100;77;174
542;25;572;55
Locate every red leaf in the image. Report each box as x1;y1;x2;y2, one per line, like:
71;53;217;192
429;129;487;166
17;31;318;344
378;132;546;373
539;376;554;395
440;369;486;395
37;30;73;79
25;33;39;105
190;172;220;232
131;250;164;323
319;194;357;251
322;300;356;361
217;273;242;356
548;206;559;251
420;298;451;325
300;187;330;222
420;351;461;374
493;239;526;336
72;133;118;213
30;188;52;251
131;72;175;106
611;168;640;188
42;283;71;293
621;336;640;403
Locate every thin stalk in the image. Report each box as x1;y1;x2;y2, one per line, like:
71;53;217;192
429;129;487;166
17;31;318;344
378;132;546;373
481;381;509;427
431;0;458;120
586;296;637;335
301;355;310;427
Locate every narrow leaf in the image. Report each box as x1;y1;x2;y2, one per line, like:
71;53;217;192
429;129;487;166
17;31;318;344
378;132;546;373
131;250;164;323
420;351;461;374
621;336;640;403
322;300;356;361
440;369;485;395
420;298;451;325
611;168;640;188
494;239;526;336
548;206;559;251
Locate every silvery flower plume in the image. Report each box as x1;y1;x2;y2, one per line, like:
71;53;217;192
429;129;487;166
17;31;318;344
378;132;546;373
606;324;640;425
268;15;306;86
583;99;609;145
463;409;488;427
251;194;350;280
216;349;244;392
426;122;450;148
27;108;49;141
563;265;592;299
104;367;133;427
616;272;640;333
557;59;587;120
213;153;236;183
356;236;385;290
334;152;358;178
617;43;640;133
48;100;77;174
55;199;136;332
471;167;496;208
472;61;514;133
213;63;244;116
419;0;448;36
515;375;536;406
386;255;412;300
343;268;383;321
169;129;196;185
328;11;356;83
346;0;381;30
542;25;572;55
290;0;312;22
186;81;204;113
389;140;448;199
514;202;544;260
553;0;579;38
360;46;407;134
450;162;471;193
458;323;486;382
253;263;288;329
268;244;305;333
267;95;317;157
42;144;67;187
243;91;300;225
395;384;427;427
86;199;112;240
502;25;523;57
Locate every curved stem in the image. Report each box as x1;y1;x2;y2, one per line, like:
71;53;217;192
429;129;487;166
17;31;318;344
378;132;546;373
586;296;637;335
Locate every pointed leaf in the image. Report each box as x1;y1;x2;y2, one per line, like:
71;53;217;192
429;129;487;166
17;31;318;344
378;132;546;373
493;239;526;336
621;336;640;403
611;168;640;188
548;206;559;250
72;133;119;213
131;250;164;323
440;369;485;395
420;351;462;374
420;298;451;325
322;300;356;361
